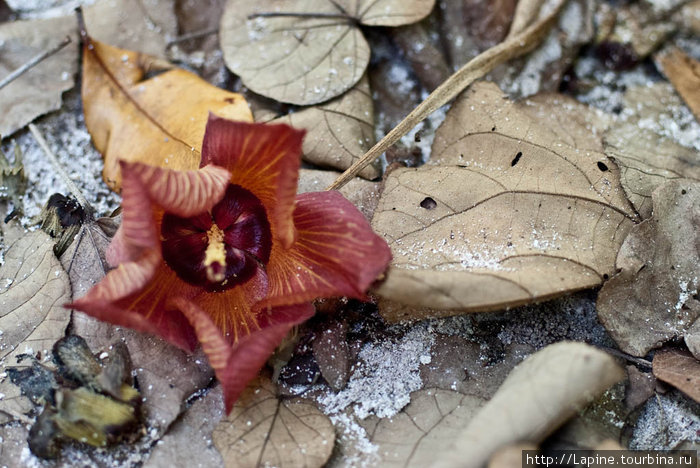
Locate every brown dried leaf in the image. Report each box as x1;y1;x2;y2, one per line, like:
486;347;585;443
213;375;335;468
360;389;484;467
604;83;700;218
625;365;656;411
312;319;350;391
82;33;252;190
144;387;225;468
652;349;700;404
220;0;434;105
432;342;625;468
270;75;379;179
597;180;700;357
372;82;637;320
0;227;71;423
83;0;177;59
657;47;700;124
0;16;78;137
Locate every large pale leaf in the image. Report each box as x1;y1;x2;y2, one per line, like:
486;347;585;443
431;342;624;468
220;0;435;105
82;34;252;191
603;83;700;218
0;226;71;423
270;75;379;179
597;180;700;357
372;82;637;320
360;389;484;467
213;375;335;468
0;16;78;137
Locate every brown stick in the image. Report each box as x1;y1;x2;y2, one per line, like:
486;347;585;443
0;36;71;91
326;0;566;191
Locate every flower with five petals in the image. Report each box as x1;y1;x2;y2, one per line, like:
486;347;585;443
70;115;391;411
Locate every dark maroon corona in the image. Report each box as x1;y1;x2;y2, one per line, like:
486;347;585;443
160;184;271;291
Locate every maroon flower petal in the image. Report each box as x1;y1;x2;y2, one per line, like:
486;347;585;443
70;255;199;351
201;115;304;249
124;161;231;217
173;298;314;413
262;191;392;308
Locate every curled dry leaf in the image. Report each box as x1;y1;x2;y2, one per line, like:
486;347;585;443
0;16;78;137
360;388;484;467
81;34;252;191
431;342;625;468
270;75;379;179
220;0;435;105
597;180;700;357
83;0;177;59
603;83;700;218
657;47;700;123
213;375;335;468
652;349;700;404
0;226;71;423
373;82;637;320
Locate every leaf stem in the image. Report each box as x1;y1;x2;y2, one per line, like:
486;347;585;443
28;123;94;217
167;27;219;47
0;36;71;92
325;0;567;190
247;11;353;21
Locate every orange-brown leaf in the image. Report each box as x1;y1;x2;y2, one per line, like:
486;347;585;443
81;35;252;191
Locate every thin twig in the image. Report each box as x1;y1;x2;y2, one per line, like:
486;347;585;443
325;0;566;191
599;346;653;369
166;27;219;47
28;124;94;217
0;408;34;425
0;36;72;92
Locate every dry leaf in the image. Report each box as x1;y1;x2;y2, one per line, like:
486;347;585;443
686;321;700;360
270;75;379;179
144;387;225;468
625;365;656;411
213;374;335;468
488;443;538;468
391;21;451;92
0;226;71;423
360;388;484;467
604;83;700;218
431;342;625;468
372;82;637;320
494;0;595;97
597;180;700;357
657;47;700;123
0;423;29;466
220;0;435;105
84;0;176;59
312;319;350;391
297;168;381;220
653;349;700;404
0;16;78;137
81;34;252;190
72;315;214;432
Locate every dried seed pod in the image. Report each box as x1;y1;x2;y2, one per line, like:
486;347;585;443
52;335;102;388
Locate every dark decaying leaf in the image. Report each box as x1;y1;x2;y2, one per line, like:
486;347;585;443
373;82;637;321
213;374;335;468
597;180;700;357
220;0;435;105
0;225;71;424
652;349;700;404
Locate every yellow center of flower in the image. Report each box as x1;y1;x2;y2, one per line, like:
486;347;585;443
203;223;227;283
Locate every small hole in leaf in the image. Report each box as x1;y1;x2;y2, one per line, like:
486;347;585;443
597;161;609;172
681;189;687;195
603;274;609;280
491;126;496;132
420;197;437;210
511;152;522;166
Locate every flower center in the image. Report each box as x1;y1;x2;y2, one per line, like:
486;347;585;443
160;184;272;291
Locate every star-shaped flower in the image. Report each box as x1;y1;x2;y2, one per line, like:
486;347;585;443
70;115;391;411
